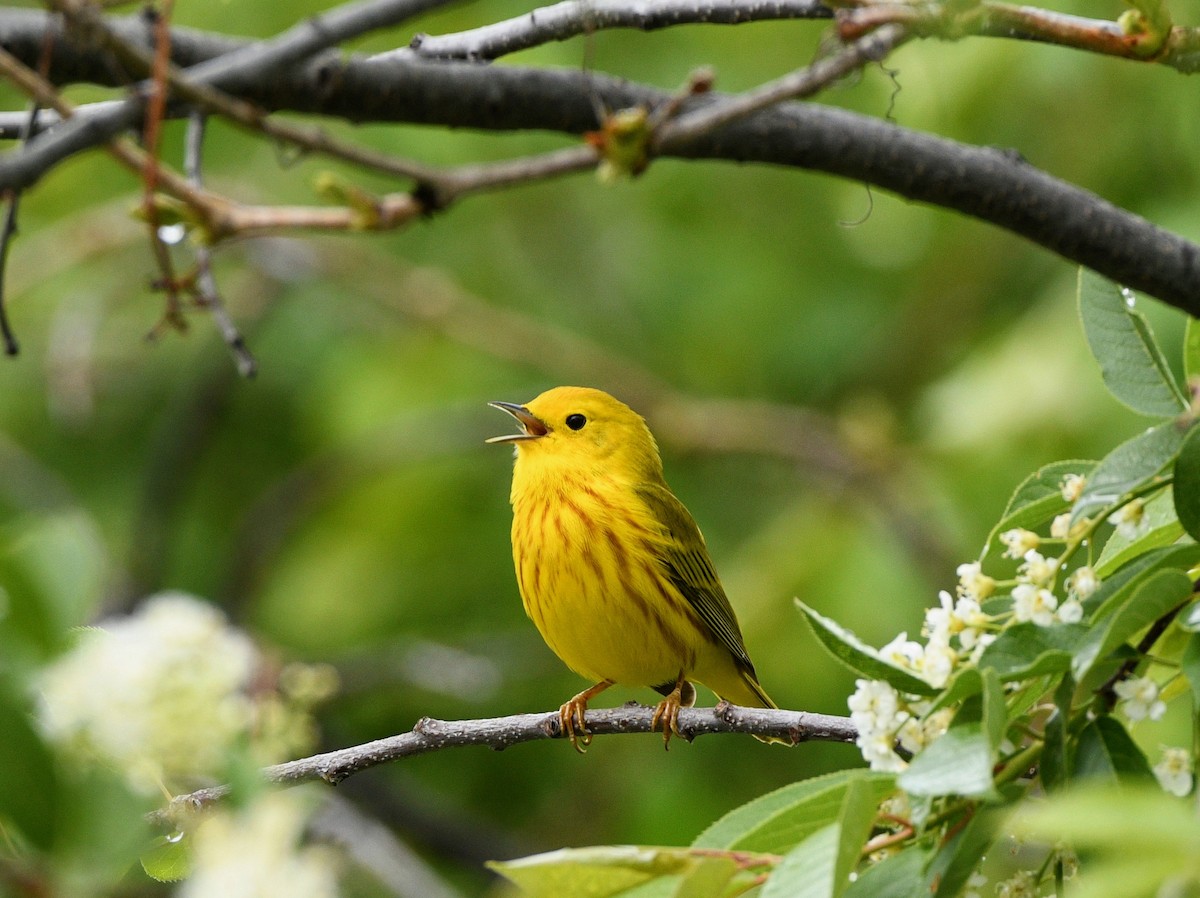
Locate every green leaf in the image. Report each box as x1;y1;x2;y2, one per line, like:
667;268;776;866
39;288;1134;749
981;460;1095;561
1072;717;1154;783
1185;316;1200;383
899;674;1004;799
489;847;693;898
1071;568;1192;680
929;808;1001;897
1077;268;1188;417
1040;675;1076;794
976;623;1089;682
1096;486;1185;577
0;681;57;850
795;600;937;696
669;857;737;898
1084;544;1200;617
54;764;152;884
0;512;106;661
1172;424;1200;542
925;667;985;715
140;833;192;882
843;846;928;898
1073;423;1185;524
1180;602;1200;633
693;770;896;855
1011;786;1198;898
760;776;878;898
1179;633;1200;705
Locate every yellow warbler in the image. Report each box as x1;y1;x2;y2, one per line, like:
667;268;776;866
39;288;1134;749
488;386;778;750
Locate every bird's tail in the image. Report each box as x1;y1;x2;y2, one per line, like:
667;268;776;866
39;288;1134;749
739;669;777;709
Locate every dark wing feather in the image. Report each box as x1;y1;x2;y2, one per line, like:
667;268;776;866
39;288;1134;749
636;483;757;675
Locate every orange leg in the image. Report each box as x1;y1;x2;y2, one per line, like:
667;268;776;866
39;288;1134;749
650;673;694;750
559;680;612;753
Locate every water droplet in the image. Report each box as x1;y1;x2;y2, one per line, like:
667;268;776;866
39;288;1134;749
166;831;185;844
1121;287;1137;308
157;223;187;245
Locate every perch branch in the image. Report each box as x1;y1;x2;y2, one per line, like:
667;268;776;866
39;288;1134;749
155;704;858;823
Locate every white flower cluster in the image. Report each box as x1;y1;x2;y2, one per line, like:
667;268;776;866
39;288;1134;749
38;593;258;794
847;472;1113;772
1113;676;1166;723
1108;498;1150;541
179;792;339;898
962;871;988;898
1154;746;1194;797
848;679;953;772
995;870;1037;898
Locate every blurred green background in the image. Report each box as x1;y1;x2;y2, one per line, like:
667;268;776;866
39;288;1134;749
2;0;1198;892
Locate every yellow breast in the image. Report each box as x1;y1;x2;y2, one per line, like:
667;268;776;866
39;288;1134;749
510;473;699;689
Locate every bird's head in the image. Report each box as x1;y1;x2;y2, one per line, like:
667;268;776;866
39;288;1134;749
487;386;663;481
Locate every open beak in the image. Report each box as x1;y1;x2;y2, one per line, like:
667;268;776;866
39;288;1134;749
486;401;549;443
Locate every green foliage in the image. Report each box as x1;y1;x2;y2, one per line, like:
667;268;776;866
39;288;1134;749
1071;422;1184;524
1173;426;1200;541
0;681;58;850
795;601;938;696
1077;268;1188;417
691;770;897;854
1011;788;1199;898
139;834;192;883
488;846;699;898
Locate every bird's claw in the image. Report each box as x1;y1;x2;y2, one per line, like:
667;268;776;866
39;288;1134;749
651;684;687;751
559;698;593;753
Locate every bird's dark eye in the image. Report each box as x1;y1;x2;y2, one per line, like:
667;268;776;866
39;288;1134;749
565;413;587;431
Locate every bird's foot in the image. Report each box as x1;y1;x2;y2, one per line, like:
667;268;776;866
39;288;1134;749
651;676;693;751
559;680;612;753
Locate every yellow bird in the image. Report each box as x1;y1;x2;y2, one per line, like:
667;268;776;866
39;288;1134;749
488;386;778;750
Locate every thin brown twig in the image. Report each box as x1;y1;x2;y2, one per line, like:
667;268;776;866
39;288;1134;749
834;0;1199;64
688;847;784;868
0;47;234;225
184;112;257;377
862;824;914;854
140;0;188;338
655;22;910;149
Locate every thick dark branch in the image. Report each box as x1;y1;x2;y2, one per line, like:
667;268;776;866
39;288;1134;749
156;704;858;822
401;0;833;61
1;10;1199;313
